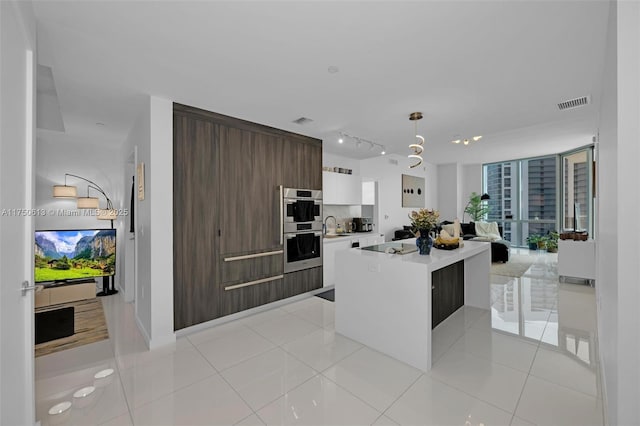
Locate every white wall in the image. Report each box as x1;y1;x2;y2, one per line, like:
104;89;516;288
436;163;459;220
360;154;437;241
597;1;640;424
0;1;36;423
323;152;361;175
122;96;175;349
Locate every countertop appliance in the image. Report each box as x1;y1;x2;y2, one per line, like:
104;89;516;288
283;188;323;273
352;217;373;233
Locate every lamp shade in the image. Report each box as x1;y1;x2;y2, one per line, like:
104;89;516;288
480;193;491;200
77;197;99;209
53;185;77;198
97;209;117;221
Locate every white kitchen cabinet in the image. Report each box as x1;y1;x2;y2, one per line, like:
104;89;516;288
558;239;596;282
323;171;362;205
323;239;352;287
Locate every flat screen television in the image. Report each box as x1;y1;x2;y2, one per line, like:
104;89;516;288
34;229;116;283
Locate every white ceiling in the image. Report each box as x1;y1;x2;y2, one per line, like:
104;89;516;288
33;1;610;165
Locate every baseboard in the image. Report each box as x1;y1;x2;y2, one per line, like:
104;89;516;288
135;314;152;348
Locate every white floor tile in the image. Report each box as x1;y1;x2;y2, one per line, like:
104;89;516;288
279;296;325;313
371;415;400;425
235;414;266;425
322;347;421;412
195;326;276;371
240;307;289;328
529;346;599;397
515;375;603;426
289;302;335;327
451;327;538;373
132;375;252;426
221;347;317;410
510;416;536;426
386;375;513;426
257;375;381;425
100;412;133;426
119;347;216;408
187;320;251;346
116;336;194;372
248;312;321;345
430;349;528;412
282;329;362;371
36;371;129;426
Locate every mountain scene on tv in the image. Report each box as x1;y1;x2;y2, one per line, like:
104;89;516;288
34;230;116;282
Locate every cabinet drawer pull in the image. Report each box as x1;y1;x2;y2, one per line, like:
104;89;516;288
224;250;283;262
224;274;284;291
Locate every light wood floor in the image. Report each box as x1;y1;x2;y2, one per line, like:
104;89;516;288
34;298;109;358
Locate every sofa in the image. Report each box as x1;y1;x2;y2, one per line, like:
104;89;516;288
459;221;510;263
393;222;510;263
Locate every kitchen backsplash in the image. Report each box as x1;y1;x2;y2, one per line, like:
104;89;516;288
323;205;362;231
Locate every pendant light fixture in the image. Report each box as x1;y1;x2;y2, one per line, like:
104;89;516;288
408;112;424;168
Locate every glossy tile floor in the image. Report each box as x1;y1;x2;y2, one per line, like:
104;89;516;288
35;249;603;425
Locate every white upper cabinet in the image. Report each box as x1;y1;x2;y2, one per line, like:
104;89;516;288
323;171;362;205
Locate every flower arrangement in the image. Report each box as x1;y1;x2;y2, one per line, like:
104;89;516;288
409;208;440;232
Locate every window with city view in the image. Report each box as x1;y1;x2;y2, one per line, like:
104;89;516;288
483;156;558;246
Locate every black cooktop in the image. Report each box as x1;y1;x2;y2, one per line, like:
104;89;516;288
360;242;417;255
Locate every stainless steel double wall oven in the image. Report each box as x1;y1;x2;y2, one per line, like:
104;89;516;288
281;187;323;273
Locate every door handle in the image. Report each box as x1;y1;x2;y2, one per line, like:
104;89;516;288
279;185;284;245
22;281;43;296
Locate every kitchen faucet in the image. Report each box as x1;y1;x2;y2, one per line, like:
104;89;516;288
324;215;336;235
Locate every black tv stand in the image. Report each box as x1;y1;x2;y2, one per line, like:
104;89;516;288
97;275;118;297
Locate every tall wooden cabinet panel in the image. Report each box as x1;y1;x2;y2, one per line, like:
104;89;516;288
173;103;323;330
173;113;219;330
218;127;283;255
283;138;322;189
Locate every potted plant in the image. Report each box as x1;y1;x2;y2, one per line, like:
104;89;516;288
464;192;489;222
546;231;559;253
526;234;541;250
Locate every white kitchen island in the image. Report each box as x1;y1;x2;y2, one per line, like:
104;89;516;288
335;239;491;372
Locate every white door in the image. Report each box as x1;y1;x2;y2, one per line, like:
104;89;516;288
1;1;36;424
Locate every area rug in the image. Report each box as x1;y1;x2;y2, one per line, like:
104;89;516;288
491;255;535;278
35;298;109;358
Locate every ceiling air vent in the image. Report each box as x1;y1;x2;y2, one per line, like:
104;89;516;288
557;95;590;111
292;117;313;125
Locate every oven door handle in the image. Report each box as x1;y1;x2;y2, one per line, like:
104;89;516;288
279;185;284;245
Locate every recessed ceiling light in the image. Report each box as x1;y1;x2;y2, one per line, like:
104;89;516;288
338;138;343;144
463;139;470;145
473;135;482;141
451;139;461;144
381;148;386;155
328;66;339;74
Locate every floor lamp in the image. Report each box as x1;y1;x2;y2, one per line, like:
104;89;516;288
53;173;119;296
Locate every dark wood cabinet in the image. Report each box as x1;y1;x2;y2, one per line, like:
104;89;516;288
173;113;219;329
283;138;322;190
173;103;322;330
432;260;465;329
283;267;323;299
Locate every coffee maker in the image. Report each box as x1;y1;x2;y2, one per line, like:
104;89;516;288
352;217;373;232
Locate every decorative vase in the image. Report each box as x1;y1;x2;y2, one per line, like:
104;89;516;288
416;229;433;255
